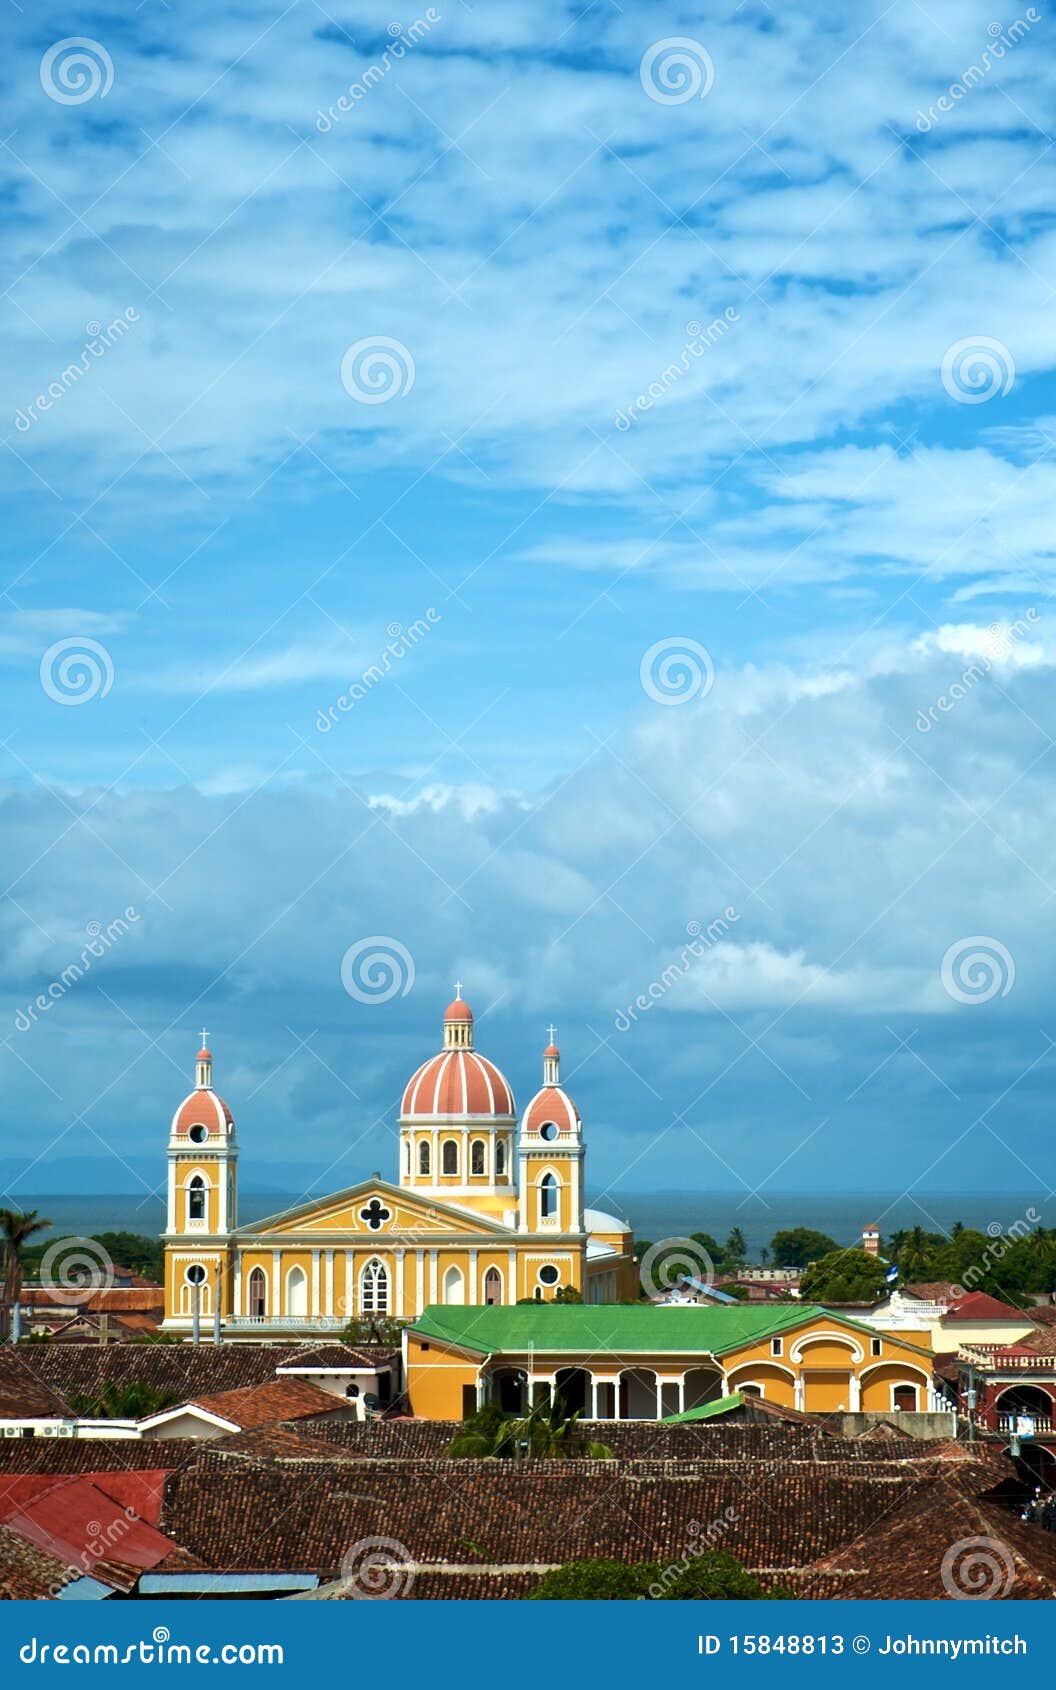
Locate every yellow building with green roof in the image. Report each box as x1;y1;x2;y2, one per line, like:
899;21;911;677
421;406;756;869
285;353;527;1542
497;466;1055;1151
404;1301;937;1421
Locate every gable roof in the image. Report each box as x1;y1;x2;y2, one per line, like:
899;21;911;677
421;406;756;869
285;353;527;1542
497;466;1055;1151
407;1301;919;1358
943;1292;1032;1322
0;1475;181;1593
169;1378;347;1432
236;1177;513;1240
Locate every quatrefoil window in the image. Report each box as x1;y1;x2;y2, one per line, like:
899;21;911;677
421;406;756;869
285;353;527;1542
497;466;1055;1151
360;1198;392;1232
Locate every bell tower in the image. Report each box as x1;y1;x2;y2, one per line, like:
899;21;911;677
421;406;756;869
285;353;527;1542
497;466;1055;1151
518;1031;584;1235
163;1033;238;1332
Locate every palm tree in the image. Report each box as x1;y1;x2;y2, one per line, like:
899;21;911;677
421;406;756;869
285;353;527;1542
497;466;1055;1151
446;1394;613;1460
0;1209;52;1340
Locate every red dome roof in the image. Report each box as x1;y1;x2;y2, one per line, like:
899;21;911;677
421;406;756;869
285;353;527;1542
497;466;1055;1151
401;1049;515;1118
523;1084;579;1134
171;1089;233;1139
444;997;473;1022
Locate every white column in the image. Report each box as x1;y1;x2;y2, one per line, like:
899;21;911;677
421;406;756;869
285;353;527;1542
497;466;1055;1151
461;1129;468;1176
678;1374;686;1413
234;1255;243;1318
344;1251;354;1320
468;1248;478;1300
271;1250;281;1316
415;1249;425;1315
324;1250;334;1319
166;1157;176;1232
849;1375;861;1410
395;1249;405;1317
429;1250;438;1304
508;1248;516;1302
311;1250;321;1317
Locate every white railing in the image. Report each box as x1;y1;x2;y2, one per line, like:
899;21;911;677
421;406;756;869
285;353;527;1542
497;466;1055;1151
997;1413;1054;1434
224;1315;347;1330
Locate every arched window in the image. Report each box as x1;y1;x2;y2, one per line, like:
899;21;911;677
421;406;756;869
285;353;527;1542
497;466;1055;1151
443;1265;465;1305
540;1172;559;1219
361;1257;389;1314
418;1139;431;1176
495;1138;507;1178
187;1175;206;1223
484;1267;502;1305
286;1264;308;1318
470;1139;486;1176
248;1266;267;1319
441;1139;458;1176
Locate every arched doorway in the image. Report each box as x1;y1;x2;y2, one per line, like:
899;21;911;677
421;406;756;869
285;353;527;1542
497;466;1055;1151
483;1267;502;1305
248;1266;267;1319
996;1385;1055;1432
618;1368;658;1420
286;1265;308;1318
554;1367;590;1418
442;1265;465;1305
683;1368;725;1411
490;1368;527;1414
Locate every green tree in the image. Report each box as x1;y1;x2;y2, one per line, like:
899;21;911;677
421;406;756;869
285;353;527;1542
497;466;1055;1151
446;1395;612;1460
0;1209;52;1338
724;1227;746;1267
67;1381;178;1419
528;1549;789;1600
799;1248;889;1304
769;1227;837;1269
553;1285;582;1303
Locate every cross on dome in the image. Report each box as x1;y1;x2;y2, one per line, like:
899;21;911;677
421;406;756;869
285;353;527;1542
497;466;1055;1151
453;981;463;999
547;1023;558;1045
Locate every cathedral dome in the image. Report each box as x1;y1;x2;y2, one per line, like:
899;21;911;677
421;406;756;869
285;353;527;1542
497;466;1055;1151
400;993;516;1120
521;1036;580;1136
523;1084;580;1135
170;1037;234;1140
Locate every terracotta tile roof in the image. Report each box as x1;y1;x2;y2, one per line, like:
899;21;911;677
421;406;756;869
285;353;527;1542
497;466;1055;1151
0;1522;78;1599
185;1378;349;1430
4;1340;327;1402
0;1437;201;1479
275;1345;399;1371
805;1473;1056;1599
904;1282;958;1302
211;1426;361;1463
944;1291;1033;1322
22;1287;164;1312
0;1352;70;1417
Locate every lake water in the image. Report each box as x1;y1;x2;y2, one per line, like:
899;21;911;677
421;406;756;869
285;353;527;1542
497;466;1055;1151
15;1190;1052;1258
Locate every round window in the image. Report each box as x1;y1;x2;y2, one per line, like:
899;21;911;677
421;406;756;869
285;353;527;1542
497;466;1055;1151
185;1264;207;1285
538;1264;560;1286
539;1121;559;1141
188;1123;208;1144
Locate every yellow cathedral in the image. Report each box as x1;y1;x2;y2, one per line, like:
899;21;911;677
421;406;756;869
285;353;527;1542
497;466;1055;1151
163;992;637;1333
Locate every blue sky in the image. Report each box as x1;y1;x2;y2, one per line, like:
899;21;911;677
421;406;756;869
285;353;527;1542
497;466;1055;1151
2;0;1056;1220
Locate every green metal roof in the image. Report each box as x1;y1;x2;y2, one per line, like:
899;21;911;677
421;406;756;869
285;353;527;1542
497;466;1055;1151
409;1302;838;1358
662;1392;744;1423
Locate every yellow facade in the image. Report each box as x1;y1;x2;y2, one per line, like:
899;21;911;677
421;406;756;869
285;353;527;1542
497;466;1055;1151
162;1002;638;1335
404;1309;935;1421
